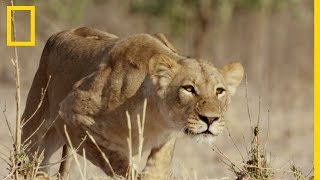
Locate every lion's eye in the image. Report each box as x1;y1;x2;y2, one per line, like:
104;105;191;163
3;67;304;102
182;85;196;94
216;87;225;95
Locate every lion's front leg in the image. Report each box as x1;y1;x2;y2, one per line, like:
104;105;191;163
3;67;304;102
141;138;176;179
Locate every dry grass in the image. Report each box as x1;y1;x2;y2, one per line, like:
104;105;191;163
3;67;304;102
1;1;59;179
2;1;47;179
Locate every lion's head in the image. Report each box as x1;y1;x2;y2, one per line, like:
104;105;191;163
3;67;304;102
149;54;244;144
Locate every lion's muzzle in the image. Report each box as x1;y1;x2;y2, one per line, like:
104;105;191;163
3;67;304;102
198;114;220;126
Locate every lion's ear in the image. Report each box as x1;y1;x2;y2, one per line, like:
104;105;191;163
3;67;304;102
153;33;179;54
149;54;181;98
221;62;244;96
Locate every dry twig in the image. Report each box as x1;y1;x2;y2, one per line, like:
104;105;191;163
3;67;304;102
64;125;85;180
86;131;116;177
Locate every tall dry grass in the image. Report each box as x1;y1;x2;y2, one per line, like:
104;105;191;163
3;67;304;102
2;0;47;179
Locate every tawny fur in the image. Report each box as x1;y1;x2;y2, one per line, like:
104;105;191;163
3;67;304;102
21;27;244;177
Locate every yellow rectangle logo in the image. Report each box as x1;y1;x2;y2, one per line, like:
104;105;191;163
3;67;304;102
6;6;35;46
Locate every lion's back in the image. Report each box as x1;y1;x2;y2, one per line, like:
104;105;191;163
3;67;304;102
45;27;119;78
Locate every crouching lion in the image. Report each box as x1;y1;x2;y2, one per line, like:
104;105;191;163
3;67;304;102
21;27;244;178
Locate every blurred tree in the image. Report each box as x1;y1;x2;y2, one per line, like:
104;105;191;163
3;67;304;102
49;0;89;23
129;0;300;57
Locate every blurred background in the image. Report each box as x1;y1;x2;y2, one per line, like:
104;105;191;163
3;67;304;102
0;0;313;179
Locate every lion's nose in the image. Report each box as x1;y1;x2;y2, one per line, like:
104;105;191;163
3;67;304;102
198;114;220;125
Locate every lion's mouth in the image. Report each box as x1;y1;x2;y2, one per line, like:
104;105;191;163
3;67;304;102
202;129;213;134
184;128;214;136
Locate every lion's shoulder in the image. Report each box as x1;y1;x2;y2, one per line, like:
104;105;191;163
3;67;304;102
71;27;118;40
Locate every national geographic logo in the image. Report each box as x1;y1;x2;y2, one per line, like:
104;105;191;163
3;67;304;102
6;6;35;46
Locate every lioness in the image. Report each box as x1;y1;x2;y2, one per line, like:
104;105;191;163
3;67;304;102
21;27;244;178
